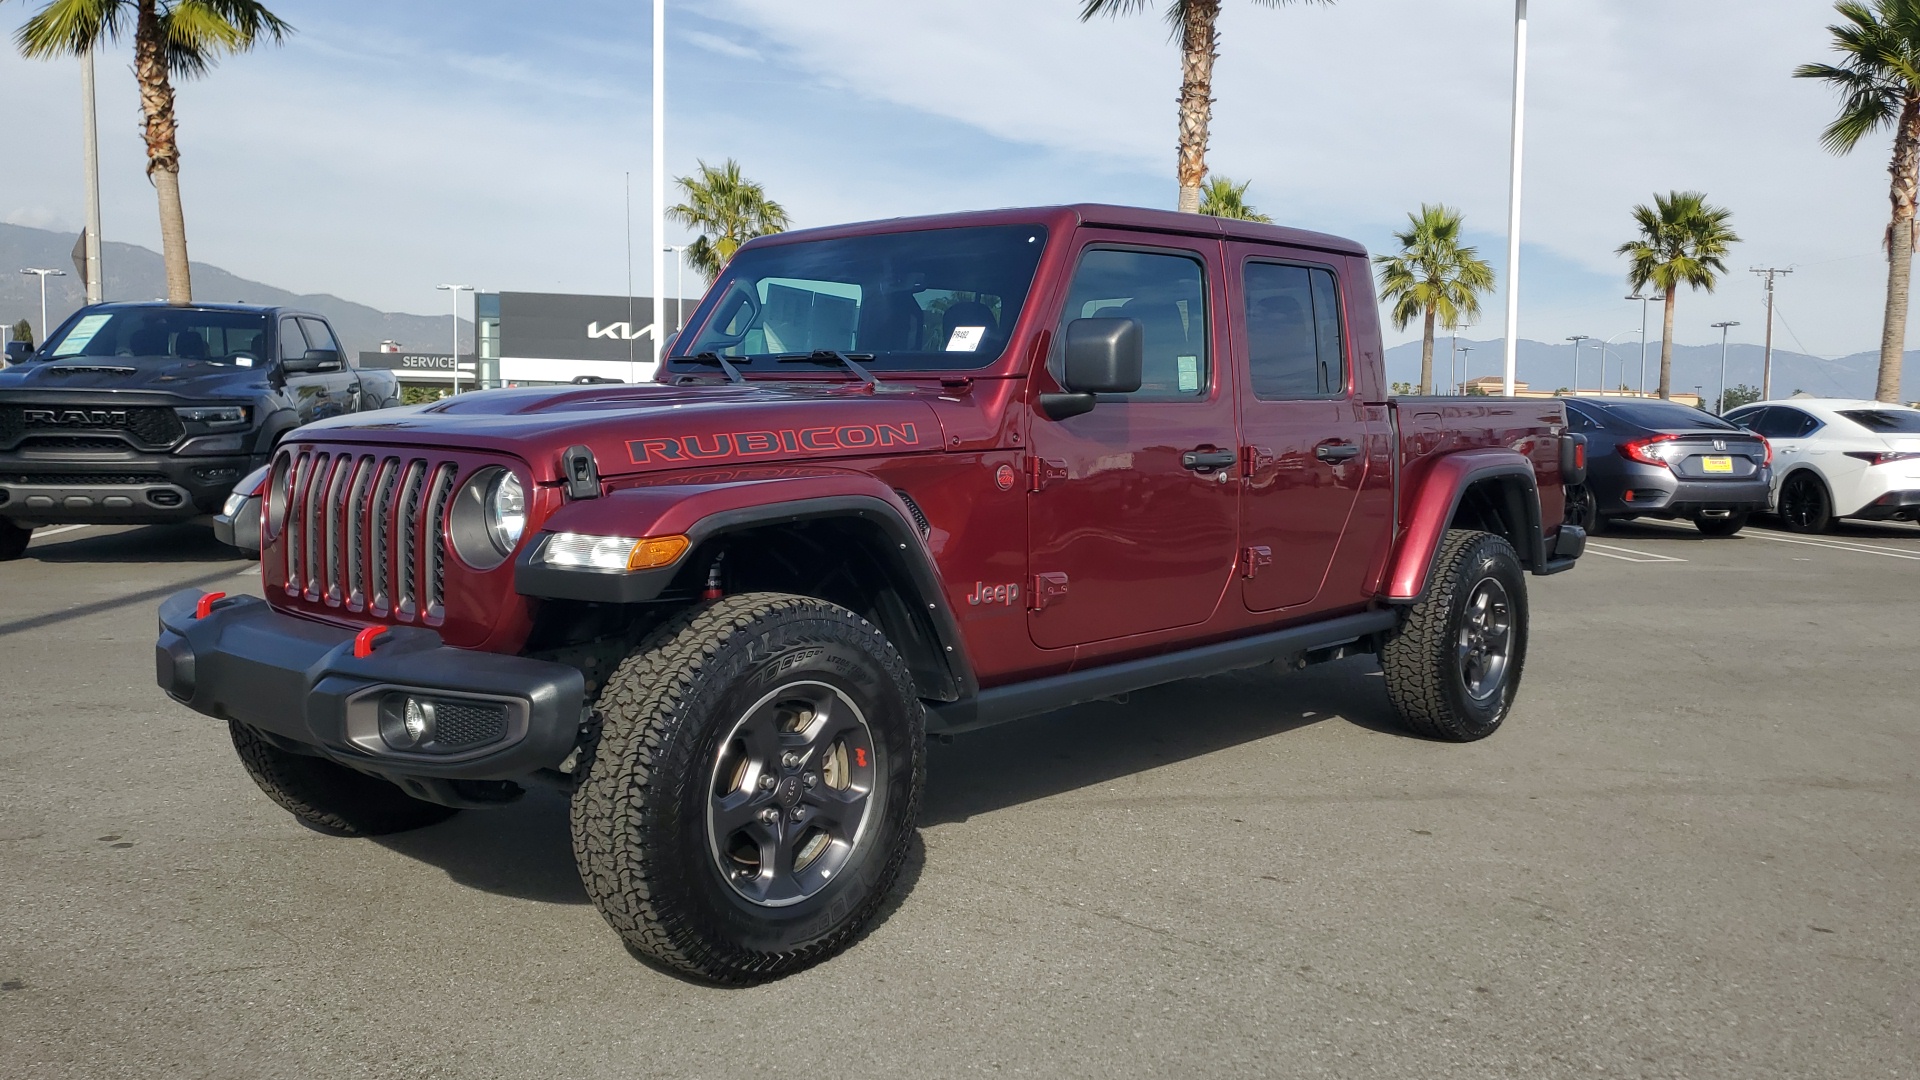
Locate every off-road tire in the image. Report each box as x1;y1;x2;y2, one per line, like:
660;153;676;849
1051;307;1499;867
571;592;924;984
1694;512;1749;537
1380;529;1528;742
229;720;458;835
0;519;31;561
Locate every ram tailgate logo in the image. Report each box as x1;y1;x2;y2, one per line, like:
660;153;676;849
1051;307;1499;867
628;423;922;464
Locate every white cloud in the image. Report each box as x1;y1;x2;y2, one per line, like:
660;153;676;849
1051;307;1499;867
683;30;761;62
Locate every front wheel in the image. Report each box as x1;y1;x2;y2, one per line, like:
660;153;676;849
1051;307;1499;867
1778;472;1834;533
1380;530;1529;742
0;519;31;561
571;593;924;984
1694;511;1749;537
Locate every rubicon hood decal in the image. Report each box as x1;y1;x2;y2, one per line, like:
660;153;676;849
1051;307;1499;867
628;421;924;464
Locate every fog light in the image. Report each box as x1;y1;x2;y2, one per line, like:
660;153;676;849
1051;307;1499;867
380;696;435;749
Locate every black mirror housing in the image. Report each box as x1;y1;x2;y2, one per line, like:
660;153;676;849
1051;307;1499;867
284;348;342;373
3;341;31;364
1061;317;1144;394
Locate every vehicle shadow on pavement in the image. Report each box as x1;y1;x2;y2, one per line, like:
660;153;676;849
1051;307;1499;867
24;523;250;564
371;789;589;905
921;656;1405;826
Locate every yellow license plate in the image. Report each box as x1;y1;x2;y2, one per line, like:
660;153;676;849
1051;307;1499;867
1703;455;1734;474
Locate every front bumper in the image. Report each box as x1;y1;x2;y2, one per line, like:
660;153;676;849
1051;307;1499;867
0;452;254;523
155;590;586;781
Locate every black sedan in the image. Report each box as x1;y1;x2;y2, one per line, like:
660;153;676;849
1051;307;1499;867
1562;398;1772;536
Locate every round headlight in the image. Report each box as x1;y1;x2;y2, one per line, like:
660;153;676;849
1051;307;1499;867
448;466;527;571
487;470;526;553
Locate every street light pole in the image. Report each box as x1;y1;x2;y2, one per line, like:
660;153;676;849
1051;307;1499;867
20;268;66;343
1711;320;1740;414
436;284;473;394
1626;293;1663;396
664;244;687;333
1500;0;1529;397
651;0;666;372
1565;334;1589;394
1458;345;1474;393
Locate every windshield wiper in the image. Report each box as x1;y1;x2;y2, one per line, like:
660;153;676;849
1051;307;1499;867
681;351;746;383
775;350;880;387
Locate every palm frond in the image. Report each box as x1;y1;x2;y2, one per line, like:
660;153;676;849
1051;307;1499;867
15;0;132;58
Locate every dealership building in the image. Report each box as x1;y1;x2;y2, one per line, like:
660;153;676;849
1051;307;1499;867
357;291;694;390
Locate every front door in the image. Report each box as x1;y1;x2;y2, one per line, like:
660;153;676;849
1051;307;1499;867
279;317;351;424
1025;237;1240;650
1229;251;1374;612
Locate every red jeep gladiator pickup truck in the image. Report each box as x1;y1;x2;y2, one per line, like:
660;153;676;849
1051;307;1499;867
155;205;1586;983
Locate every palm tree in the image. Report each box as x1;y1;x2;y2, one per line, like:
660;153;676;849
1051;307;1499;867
1616;191;1740;400
13;0;292;304
1796;0;1920;403
1373;204;1495;395
666;159;791;281
1079;0;1331;214
1197;176;1271;222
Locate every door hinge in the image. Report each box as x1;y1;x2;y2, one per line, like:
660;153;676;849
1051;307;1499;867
1028;456;1069;493
1030;572;1069;611
1241;545;1273;579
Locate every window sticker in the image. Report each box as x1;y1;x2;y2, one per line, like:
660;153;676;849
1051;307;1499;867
235;357;253;367
1176;355;1200;392
52;313;113;357
945;326;986;352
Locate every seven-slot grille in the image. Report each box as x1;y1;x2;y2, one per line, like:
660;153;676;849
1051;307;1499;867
278;450;464;623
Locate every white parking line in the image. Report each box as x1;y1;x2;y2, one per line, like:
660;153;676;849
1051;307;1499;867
1586;542;1688;564
27;524;92;541
1747;533;1920;561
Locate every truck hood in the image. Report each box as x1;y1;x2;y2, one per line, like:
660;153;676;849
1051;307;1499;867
0;357;268;398
292;380;948;482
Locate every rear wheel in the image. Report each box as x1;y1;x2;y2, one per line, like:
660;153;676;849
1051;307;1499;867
1778;472;1834;533
1380;530;1528;742
571;593;924;984
1566;485;1603;536
1694;511;1749;537
228;720;458;835
0;519;31;561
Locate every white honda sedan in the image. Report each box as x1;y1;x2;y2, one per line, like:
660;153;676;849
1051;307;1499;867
1723;397;1920;532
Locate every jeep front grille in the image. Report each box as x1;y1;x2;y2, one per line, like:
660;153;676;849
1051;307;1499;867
279;450;465;623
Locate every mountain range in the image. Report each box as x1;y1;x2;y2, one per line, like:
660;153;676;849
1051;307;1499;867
1;223;469;354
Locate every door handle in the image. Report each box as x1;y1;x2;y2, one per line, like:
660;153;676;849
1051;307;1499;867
1314;441;1361;462
1182;448;1238;472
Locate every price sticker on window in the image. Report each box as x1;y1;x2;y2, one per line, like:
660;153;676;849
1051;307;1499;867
1177;355;1200;392
945;326;986;352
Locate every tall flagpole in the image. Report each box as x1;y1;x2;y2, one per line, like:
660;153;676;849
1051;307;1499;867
81;47;104;303
651;0;666;374
1501;0;1528;396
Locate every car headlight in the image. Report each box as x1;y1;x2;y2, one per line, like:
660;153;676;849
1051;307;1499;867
538;532;689;572
175;405;250;427
223;465;270;519
487;470;526;553
447;466;527;570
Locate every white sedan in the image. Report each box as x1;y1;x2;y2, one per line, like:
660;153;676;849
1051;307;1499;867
1723;397;1920;532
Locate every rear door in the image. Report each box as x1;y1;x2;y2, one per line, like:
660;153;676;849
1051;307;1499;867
1227;247;1378;612
1025;235;1240;649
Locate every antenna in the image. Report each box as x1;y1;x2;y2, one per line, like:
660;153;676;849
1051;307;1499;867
1751;267;1792;400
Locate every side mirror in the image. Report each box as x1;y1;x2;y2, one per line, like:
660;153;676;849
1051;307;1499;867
3;341;30;365
1040;317;1144;420
283;348;342;373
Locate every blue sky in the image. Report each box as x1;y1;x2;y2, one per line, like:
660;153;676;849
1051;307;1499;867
0;0;1905;359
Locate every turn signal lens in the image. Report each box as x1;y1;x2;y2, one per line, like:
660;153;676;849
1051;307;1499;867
628;535;691;570
540;532;690;572
1620;434;1679;469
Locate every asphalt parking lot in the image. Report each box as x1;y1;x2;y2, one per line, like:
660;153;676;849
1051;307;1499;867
2;517;1916;1079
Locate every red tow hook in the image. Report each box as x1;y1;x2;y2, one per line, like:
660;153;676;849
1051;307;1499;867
352;625;390;659
194;592;227;619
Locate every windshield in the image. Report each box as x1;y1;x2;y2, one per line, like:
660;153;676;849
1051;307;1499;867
670;223;1049;372
1840;408;1920;434
1597;401;1735;431
40;307;271;366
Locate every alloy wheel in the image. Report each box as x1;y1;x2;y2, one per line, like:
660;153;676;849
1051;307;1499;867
705;680;879;908
1456;577;1514;702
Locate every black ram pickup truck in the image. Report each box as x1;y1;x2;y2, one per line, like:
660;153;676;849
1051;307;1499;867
0;302;402;559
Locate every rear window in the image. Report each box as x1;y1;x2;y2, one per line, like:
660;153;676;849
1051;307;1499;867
1598;401;1734;431
1839;408;1920;434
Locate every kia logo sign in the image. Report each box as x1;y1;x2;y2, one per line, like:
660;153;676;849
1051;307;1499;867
587;321;655;341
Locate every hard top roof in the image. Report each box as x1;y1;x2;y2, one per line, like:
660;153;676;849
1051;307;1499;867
80;300;306;315
746;203;1368;258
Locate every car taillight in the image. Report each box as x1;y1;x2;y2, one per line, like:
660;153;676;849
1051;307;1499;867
1757;436;1772;467
1620;433;1679;468
1843;450;1920;466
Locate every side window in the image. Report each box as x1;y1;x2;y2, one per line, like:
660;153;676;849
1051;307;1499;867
1725;407;1763;431
1057;247;1209;400
278;318;309;361
1782;408;1821;437
1243;261;1346;398
298;318;340;354
1565;405;1601;432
